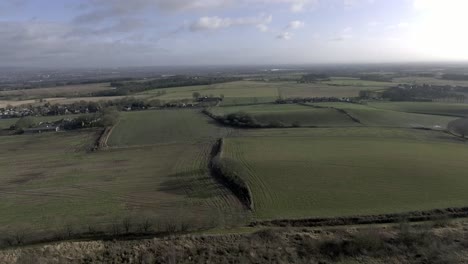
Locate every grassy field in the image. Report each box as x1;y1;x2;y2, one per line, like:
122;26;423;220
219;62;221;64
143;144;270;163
367;102;468;117
0;115;79;130
138;79;392;106
3;75;468;242
308;102;457;129
222;128;468;220
0;83;113;101
209;104;358;127
0;125;246;236
108;109;231;146
393;76;468;87
323;78;394;87
140;81;280;102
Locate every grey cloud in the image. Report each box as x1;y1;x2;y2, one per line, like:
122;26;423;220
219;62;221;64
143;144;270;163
0;21;167;67
74;0;233;24
0;0;30;14
190;14;272;31
277;32;292;40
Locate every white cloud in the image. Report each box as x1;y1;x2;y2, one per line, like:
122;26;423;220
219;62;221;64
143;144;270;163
257;24;270;32
386;22;410;30
277;32;292;40
287;20;305;30
343;26;352;33
190;14;272;31
408;0;468;59
248;0;318;12
344;0;375;7
330;27;352;41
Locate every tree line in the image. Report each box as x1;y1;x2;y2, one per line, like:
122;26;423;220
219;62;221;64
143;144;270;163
93;75;241;96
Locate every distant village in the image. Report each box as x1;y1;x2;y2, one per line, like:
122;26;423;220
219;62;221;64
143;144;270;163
0;96;224;120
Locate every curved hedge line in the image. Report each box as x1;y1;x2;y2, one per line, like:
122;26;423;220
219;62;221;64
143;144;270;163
210;139;254;209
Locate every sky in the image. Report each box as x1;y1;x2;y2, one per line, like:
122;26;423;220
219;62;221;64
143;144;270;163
1;0;468;67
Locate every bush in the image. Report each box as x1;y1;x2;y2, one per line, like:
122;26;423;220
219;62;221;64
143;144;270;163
139;218;153;233
14;116;36;132
292;121;301;127
211;156;253;209
252;229;279;243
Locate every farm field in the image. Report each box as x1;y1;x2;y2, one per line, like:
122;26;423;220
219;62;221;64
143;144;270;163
0;83;113;101
0;114;78;129
108;109;231;146
278;78;389;99
323;78;394;87
393;76;468;87
139;79;392;105
367;101;468;117
0;130;246;236
308;102;457;129
209;104;358;127
141;81;280;102
222;128;468;220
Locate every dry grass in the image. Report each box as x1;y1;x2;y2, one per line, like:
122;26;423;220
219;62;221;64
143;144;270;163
2;220;468;263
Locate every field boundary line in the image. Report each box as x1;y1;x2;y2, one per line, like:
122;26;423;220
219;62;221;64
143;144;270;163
209;138;254;210
364;103;468;118
298;102;362;124
250;207;468;228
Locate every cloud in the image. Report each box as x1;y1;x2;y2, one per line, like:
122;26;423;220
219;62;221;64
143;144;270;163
74;0;317;22
157;0;234;11
277;32;292;40
287;20;305;30
272;0;317;12
330;27;352;41
343;0;375;7
386;22;410;30
257;24;270;32
190;14;272;31
0;0;30;14
0;20;168;67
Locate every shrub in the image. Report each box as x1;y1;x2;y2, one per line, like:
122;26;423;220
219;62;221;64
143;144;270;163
122;217;132;233
210;157;253;209
292;121;301;127
252;229;279;243
139;218;153;233
14;116;36;132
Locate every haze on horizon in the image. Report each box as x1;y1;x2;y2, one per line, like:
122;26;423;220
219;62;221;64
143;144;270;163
1;0;467;68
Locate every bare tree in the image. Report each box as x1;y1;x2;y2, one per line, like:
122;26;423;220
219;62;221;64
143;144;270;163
122;217;132;233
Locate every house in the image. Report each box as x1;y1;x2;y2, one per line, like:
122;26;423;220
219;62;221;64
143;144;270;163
23;123;61;134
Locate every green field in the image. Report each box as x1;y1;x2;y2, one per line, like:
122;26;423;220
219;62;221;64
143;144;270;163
137;79;392;106
0;115;79;130
367;102;468;117
323;78;394;87
0;83;112;101
209;104;358;127
222;128;468;220
140;81;280;103
108;109;230;146
0;111;247;236
308;102;457;129
393;76;468;87
3;75;468;243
